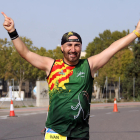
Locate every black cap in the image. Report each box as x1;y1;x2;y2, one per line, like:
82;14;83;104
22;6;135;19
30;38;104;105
61;31;82;45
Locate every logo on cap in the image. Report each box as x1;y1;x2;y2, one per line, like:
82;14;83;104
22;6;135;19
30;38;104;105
68;32;73;36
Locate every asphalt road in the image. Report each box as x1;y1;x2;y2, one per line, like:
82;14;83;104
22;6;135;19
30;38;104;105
89;107;140;140
0;106;140;140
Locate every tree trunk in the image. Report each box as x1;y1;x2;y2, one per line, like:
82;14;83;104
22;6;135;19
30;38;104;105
96;86;100;99
19;80;22;98
109;89;112;99
7;80;11;97
100;87;102;99
114;83;119;100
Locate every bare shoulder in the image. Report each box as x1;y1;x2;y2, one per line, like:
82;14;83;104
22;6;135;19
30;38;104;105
88;55;97;77
40;56;55;76
25;51;55;75
88;49;112;77
88;54;102;77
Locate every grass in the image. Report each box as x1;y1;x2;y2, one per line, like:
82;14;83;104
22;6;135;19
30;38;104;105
14;105;26;108
28;105;35;107
0;107;7;109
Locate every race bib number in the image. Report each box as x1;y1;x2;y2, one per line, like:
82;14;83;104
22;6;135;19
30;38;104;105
45;128;67;140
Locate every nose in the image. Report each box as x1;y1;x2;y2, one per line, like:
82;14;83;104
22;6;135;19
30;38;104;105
71;45;76;52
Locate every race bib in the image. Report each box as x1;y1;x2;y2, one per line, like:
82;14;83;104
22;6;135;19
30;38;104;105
45;128;67;140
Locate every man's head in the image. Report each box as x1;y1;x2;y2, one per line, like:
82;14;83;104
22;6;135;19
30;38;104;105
61;31;82;65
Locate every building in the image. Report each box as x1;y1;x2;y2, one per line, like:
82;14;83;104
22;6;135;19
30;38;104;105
80;51;86;58
0;79;34;98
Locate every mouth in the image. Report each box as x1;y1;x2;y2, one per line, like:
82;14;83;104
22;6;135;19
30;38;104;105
68;52;77;57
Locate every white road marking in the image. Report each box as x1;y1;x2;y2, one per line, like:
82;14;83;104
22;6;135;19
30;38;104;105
0;115;8;118
90;115;95;117
106;112;112;114
28;113;37;115
18;111;46;116
1;117;7;119
128;110;139;112
20;114;30;116
0;115;8;119
0;111;47;119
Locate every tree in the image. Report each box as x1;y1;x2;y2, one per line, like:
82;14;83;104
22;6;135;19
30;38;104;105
0;37;41;96
85;29;134;98
85;30;130;57
0;38;12;79
52;46;63;59
123;43;140;99
5;37;38;96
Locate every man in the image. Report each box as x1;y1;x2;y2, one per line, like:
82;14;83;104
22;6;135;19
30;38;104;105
1;12;140;140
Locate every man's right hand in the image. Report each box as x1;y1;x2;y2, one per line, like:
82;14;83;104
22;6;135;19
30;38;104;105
1;12;15;33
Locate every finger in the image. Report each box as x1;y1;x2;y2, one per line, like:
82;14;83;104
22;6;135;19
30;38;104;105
1;12;7;18
5;18;10;22
4;16;11;22
3;21;10;26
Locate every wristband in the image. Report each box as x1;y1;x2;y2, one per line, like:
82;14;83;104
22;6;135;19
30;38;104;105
133;30;140;38
8;29;19;40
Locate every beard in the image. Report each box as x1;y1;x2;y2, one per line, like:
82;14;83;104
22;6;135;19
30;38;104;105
63;50;80;64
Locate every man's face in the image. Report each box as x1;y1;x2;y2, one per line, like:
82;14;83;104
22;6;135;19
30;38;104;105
61;36;82;65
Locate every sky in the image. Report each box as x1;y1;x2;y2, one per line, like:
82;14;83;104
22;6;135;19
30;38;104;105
0;0;140;51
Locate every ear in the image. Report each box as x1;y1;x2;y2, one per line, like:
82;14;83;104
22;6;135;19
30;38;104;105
61;45;63;53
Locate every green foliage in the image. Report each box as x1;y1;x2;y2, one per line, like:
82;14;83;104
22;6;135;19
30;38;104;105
107;99;114;103
0;38;12;79
122;43;140;99
85;29;133;87
0;37;64;90
52;46;63;59
8;37;36;82
135;94;140;101
85;29;130;58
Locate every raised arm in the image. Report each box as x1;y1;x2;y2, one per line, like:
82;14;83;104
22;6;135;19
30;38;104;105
88;20;140;77
1;12;54;75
